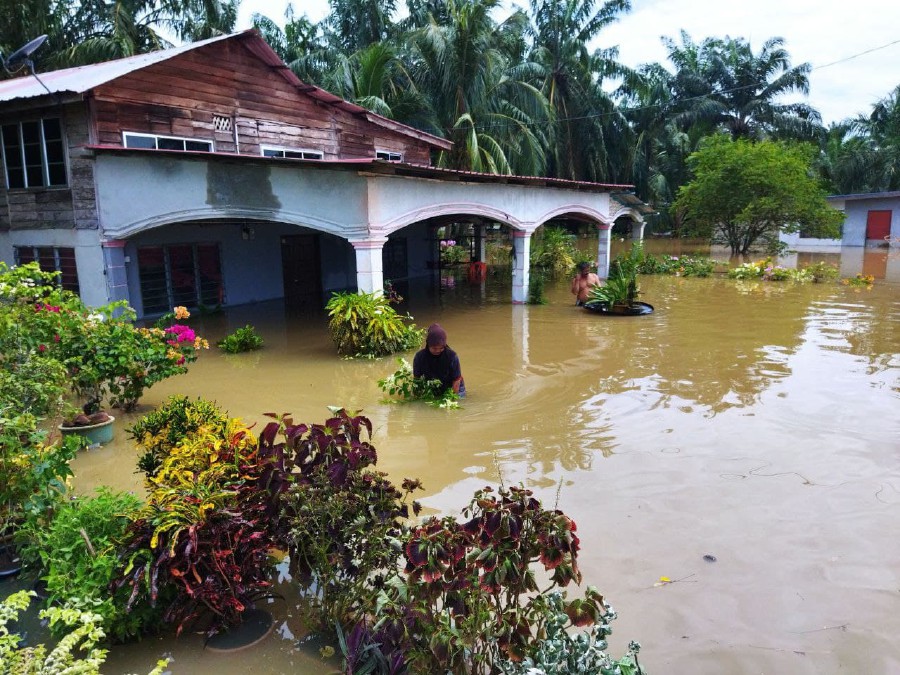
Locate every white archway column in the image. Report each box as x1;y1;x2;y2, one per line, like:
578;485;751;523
511;230;531;304
597;224;612;279
631;221;645;241
351;238;386;294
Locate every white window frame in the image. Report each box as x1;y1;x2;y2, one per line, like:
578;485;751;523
376;150;403;162
1;118;68;189
122;132;213;152
260;145;324;160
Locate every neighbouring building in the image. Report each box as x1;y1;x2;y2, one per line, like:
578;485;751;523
781;191;900;250
0;30;649;318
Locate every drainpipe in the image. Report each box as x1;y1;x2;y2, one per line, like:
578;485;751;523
596;224;612;279
351;238;386;294
511;230;531;304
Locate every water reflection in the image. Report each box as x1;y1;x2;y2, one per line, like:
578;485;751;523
74;241;900;674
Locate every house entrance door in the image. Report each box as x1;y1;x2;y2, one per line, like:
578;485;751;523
281;234;322;309
866;210;892;242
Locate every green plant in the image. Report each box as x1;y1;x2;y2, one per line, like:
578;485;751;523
0;263;207;414
0;352;68;419
115;420;278;637
217;324;264;353
727;258;815;282
528;270;548;304
326;291;423;358
843;273;875;288
801;261;841;282
637;254;717;277
531;226;578;277
498;592;645;674
587;244;644;307
375;485;597;673
0;412;81;538
378;359;460;409
18;487;155;643
440;240;469;265
0;590;168;674
485;240;512;266
129;395;229;479
264;410;423;631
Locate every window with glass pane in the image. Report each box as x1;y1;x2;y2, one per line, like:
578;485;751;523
13;246;80;293
197;245;223;306
168;245;197;307
138;243;223;315
1;119;67;188
137;247;169;315
123;134;157;149
43;119;66;185
184;140;212;152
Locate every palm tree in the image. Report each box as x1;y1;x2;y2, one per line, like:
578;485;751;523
527;0;632;182
176;0;238;42
326;41;432;128
664;32;822;141
60;0;176;65
253;5;332;86
407;0;550;175
322;0;398;54
816;122;883;194
620;62;697;232
857;85;900;190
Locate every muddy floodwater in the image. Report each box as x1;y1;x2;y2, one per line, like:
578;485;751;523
72;242;899;675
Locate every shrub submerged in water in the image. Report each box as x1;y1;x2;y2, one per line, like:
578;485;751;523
326;291;423;358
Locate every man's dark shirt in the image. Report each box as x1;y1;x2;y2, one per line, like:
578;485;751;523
413;346;462;392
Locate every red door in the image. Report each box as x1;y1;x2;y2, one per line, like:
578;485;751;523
865;210;892;241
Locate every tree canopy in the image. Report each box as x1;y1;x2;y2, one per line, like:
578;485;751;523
4;0;899;236
675;135;844;255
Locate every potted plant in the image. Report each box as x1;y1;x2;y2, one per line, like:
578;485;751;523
55;304;207;447
585;244;654;316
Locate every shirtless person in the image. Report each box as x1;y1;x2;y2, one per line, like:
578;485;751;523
570;261;601;306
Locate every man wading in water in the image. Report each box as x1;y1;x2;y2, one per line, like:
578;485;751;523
413;323;465;397
571;261;601;306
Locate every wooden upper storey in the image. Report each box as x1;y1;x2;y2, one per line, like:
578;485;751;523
0;31;449;167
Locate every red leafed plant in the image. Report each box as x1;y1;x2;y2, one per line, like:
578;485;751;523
114;420;278;637
257;408;423;631
376;484;606;673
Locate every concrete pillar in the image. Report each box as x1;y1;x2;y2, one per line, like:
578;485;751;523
101;239;129;305
511;230;531;304
351;238;385;294
597;224;612;279
631;220;645;241
475;224;486;262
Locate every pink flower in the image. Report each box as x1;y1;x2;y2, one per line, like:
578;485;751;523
38;344;46;352
165;324;196;343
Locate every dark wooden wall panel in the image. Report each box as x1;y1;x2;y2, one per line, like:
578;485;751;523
91;39;437;162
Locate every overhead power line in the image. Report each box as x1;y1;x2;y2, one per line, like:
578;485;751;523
472;37;900;131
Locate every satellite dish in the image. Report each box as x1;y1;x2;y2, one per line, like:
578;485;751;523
2;34;48;73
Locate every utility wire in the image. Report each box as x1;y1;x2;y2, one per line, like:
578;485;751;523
472;37;900;131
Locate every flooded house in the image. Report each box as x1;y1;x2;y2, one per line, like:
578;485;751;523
0;30;647;318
